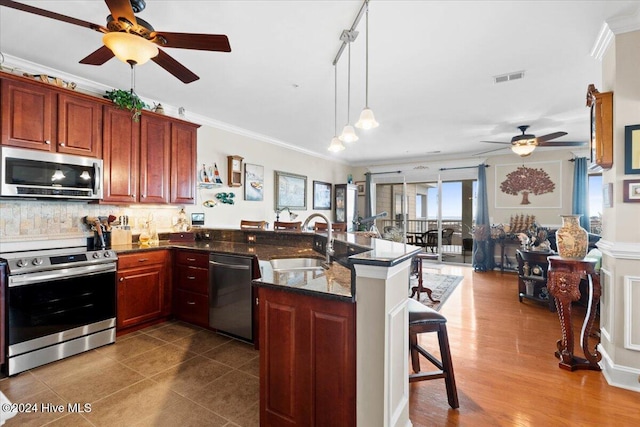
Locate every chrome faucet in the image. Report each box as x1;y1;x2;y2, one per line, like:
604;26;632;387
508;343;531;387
302;213;334;265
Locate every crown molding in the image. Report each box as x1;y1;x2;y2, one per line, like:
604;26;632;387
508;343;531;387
0;54;348;166
591;6;640;61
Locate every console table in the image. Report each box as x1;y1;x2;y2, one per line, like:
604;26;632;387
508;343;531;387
547;256;601;371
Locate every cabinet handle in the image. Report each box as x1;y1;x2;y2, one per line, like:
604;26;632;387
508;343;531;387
59;142;66;147
44;140;51;145
142;194;146;198
255;297;259;305
187;276;196;280
138;258;148;262
186;301;196;305
186;257;196;262
119;277;124;282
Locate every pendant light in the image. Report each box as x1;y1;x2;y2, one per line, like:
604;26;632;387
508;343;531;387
339;35;359;143
328;63;346;152
355;0;379;130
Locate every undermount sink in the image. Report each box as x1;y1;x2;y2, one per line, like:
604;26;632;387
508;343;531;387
270;257;326;271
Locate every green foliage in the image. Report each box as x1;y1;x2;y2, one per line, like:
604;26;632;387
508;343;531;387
104;89;148;121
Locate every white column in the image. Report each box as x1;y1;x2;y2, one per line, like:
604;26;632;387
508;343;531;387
354;259;413;427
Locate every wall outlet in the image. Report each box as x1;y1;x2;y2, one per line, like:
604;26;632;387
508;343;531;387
247;234;256;243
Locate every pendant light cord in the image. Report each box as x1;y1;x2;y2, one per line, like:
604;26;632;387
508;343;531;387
365;1;369;108
347;41;351;124
334;64;338;135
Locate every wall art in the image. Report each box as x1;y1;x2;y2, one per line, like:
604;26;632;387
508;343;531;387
244;163;264;201
495;161;561;208
625;124;640;174
623;179;640;203
275;170;307;210
313;181;332;210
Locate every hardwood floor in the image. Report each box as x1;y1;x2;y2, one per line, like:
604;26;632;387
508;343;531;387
409;265;639;426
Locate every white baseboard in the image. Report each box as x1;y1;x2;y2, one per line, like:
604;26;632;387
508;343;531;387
598;344;640;393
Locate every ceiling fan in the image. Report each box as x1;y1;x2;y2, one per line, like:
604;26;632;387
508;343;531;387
476;125;586;157
0;0;231;83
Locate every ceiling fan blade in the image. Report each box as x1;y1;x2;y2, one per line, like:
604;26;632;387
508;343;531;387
152;49;199;84
537;131;568;142
79;46;115;65
104;0;137;26
480;140;511;145
151;32;231;52
537;140;587;147
474;146;509;156
0;0;106;32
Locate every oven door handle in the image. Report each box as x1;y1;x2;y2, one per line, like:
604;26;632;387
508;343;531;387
8;263;117;287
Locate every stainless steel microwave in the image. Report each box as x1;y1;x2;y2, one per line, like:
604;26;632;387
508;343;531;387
0;146;103;200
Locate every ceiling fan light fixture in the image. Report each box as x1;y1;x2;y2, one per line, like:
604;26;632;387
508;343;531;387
511;143;536;157
328;136;346;152
103;32;159;65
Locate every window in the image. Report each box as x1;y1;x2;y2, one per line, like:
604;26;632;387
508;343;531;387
588;174;602;234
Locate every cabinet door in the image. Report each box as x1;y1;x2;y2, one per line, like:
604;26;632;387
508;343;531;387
117;264;165;329
259;287;356;426
170;122;197;204
140;115;171;204
57;93;102;157
1;79;55;150
103;106;140;203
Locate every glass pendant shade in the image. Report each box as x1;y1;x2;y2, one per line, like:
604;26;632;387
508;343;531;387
511;143;536;157
339;124;359;143
328;136;346;152
103;32;159;65
355;107;379;129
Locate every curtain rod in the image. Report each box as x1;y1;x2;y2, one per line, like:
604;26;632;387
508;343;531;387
332;0;368;65
439;164;490;171
365;171;402;176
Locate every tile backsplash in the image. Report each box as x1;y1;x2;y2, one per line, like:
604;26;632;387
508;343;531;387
0;200;185;243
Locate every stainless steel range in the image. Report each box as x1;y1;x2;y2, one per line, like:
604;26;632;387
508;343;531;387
1;246;117;375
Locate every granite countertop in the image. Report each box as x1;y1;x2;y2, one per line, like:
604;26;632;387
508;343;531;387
108;229;420;301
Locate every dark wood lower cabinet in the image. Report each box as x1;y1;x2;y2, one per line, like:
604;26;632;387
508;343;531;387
116;250;171;331
258;287;356;427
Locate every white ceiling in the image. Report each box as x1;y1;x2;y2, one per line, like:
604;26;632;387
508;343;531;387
1;1;638;167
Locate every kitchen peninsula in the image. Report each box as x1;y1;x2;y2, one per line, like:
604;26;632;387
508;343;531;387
113;228;421;427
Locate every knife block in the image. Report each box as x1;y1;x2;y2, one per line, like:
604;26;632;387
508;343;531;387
110;228;132;247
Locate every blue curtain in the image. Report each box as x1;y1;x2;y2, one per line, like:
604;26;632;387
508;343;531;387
472;164;494;271
572;157;590;230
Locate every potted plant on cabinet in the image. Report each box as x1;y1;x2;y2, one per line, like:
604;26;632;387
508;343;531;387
104;89;148;122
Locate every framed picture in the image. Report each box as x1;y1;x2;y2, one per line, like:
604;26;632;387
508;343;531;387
313;181;332;210
623;179;640;203
603;183;613;208
355;181;365;196
244;164;264;201
275;170;307;210
625;124;640;174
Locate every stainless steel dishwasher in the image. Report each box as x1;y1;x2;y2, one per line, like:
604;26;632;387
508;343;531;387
209;253;253;342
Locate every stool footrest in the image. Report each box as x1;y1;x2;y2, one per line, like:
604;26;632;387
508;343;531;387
414;344;444;370
409;371;446;382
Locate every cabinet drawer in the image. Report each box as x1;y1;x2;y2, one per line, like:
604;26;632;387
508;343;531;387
118;250;168;270
174;289;208;326
176;250;209;268
176;265;209;294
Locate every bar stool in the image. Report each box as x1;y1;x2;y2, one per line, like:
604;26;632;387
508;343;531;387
407;298;459;409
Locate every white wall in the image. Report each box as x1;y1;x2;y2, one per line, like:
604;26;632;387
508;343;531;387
190;125;353;228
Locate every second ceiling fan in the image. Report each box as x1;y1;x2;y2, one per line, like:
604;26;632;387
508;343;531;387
0;0;231;83
477;125;586;157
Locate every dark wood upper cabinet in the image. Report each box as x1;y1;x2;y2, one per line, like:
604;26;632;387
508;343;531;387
1;78;56;151
140;115;171;204
102;106;140;203
57;92;102;157
171;122;198;204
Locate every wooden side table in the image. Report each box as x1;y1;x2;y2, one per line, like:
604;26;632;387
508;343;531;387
410;253;440;303
547;256;601;371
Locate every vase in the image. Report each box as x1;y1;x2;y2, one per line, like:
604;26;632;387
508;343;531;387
555;215;588;259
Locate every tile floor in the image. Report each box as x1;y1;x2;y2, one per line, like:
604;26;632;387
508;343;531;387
0;321;259;427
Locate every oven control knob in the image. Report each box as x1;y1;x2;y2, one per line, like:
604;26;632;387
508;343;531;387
104;251;112;258
16;259;29;268
32;258;44;266
93;252;101;259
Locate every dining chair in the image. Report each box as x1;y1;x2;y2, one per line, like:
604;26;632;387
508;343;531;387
314;222;347;232
274;221;302;231
240;220;267;229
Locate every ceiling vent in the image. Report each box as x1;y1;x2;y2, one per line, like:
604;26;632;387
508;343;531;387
494;71;525;84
